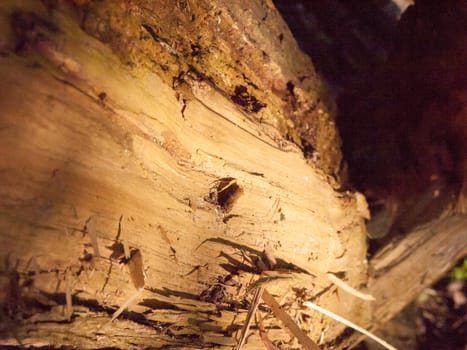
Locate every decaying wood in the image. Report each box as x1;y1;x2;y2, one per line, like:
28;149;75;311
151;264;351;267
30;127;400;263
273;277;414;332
0;1;369;348
0;1;465;349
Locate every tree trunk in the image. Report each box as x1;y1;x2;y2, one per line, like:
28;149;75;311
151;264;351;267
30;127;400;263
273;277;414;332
0;1;465;349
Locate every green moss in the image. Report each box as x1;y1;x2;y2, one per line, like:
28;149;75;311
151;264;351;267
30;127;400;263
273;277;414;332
452;258;467;280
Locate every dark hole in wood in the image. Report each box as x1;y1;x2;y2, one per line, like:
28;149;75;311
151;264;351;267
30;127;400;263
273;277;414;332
207;177;243;212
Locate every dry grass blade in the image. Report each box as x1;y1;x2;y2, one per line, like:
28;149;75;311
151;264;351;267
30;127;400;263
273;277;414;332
261;289;320;350
111;288;144;321
235;286;264;350
304;301;398;350
326;272;375;301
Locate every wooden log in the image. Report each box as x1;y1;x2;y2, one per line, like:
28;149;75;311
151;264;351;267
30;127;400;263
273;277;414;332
0;1;368;348
0;1;465;349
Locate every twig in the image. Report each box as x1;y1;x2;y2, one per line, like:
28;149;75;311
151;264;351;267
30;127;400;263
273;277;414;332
303;301;397;350
235;286;264;350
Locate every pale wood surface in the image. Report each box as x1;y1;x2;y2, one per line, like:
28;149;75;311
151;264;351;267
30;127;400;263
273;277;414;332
0;1;368;348
0;1;465;349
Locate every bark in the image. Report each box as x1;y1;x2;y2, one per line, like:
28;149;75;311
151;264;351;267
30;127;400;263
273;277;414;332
0;1;465;349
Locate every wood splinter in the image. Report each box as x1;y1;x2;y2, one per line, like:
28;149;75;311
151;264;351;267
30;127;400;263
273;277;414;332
111;248;145;321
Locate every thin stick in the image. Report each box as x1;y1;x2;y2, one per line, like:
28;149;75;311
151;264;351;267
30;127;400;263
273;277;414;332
235;286;264;350
303;301;397;350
